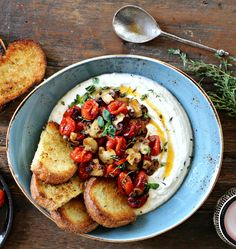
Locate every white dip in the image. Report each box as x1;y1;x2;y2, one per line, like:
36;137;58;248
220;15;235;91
49;73;193;215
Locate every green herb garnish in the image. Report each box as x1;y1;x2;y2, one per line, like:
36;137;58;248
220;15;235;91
97;116;104;127
120;93;127;97
160;162;166;167
141;94;149;100
143;112;150;120
168;48;236;116
102;109;111;122
92;77;99;84
85;84;96;94
127;137;136;147
61;100;65;105
145;183;159;190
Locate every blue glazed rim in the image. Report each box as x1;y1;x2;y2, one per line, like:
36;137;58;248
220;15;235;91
6;55;223;242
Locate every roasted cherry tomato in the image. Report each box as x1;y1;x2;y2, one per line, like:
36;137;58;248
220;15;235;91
132;170;148;196
106;164;121;177
70;147;93;163
59;116;76;136
117;172;134;195
0;189;4;207
148;135;161;156
96;137;107;146
115;158;126;166
78;163;92;181
123;120;141;138
107;100;128;115
75;121;86;141
106;136;127;156
127;194;149;208
81;99;99;120
63;106;81;119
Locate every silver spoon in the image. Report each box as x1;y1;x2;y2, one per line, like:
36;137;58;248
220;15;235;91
112;5;229;56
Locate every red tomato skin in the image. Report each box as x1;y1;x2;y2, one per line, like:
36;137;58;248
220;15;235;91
106;164;121;177
81;99;99;120
77;163;91;181
117;172;134;196
133;170;148;195
0;189;4;207
127;194;149;208
123;120;141;138
148;135;161;156
70;147;93;163
63;106;81;118
106;136;127;156
59;117;76;136
107;101;128;115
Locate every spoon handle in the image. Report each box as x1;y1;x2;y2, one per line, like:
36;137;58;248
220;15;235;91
161;31;229;56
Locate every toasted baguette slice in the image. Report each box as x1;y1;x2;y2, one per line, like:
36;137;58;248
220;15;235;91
30;173;83;211
31;121;77;184
0;39;46;107
84;177;136;228
51;196;98;234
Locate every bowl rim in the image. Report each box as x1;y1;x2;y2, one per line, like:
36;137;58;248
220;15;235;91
6;54;223;243
0;175;13;247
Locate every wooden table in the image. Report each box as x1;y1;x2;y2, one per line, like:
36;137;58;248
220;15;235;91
0;1;236;248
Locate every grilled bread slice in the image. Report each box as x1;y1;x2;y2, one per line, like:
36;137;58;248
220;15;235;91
31;121;77;184
30;173;83;211
51;196;98;234
0;39;46;107
84;177;136;228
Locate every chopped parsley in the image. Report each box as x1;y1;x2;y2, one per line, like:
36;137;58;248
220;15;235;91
85;84;96;94
141;94;149;100
160;162;166;167
120;92;127;97
148;89;160;98
92;77;99;84
145;183;159;190
60;100;65;105
143;112;149;120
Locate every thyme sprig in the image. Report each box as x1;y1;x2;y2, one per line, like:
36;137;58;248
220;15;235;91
168;48;236;117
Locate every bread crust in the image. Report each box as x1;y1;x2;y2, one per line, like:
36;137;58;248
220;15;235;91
30;174;83;211
84;177;136;228
50;197;98;234
30;174;59;211
0;39;46;107
31;121;77;184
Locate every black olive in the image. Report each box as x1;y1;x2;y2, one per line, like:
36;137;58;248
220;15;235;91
116;123;123;131
141;105;148;113
110;114;116;121
96;97;105;105
71;108;81;121
128;109;135;118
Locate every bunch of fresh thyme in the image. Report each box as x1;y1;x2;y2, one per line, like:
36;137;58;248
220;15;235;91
168;49;236;117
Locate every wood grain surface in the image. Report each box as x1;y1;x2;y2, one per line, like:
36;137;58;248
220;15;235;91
0;0;236;248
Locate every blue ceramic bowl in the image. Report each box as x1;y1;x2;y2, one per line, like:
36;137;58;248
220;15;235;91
7;55;223;242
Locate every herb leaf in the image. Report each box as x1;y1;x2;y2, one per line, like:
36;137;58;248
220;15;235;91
97;116;104;127
85;85;96;94
146;183;159;190
107;124;116;138
141;94;149;100
102;109;111;122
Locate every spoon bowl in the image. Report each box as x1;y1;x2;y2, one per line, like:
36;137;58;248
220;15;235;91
113;5;161;43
